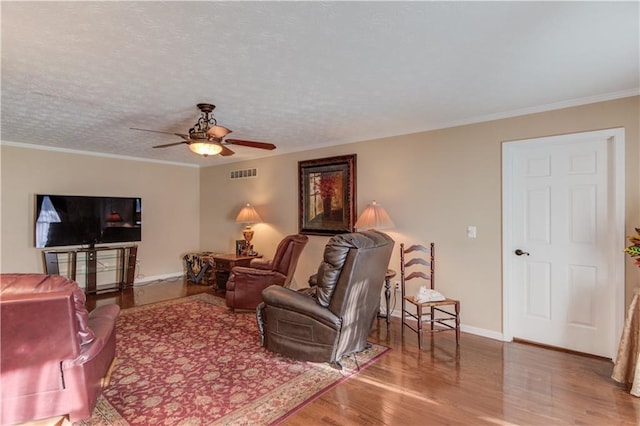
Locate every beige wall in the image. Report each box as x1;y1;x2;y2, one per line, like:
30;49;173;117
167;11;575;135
200;96;639;336
0;146;201;279
1;96;637;335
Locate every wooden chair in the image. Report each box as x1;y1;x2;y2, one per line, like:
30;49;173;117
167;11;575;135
400;243;460;347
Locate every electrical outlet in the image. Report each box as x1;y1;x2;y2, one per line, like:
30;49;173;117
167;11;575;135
395;281;401;291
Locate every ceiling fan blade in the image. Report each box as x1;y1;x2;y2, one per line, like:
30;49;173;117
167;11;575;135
219;144;235;156
130;128;191;140
152;141;189;148
225;139;276;150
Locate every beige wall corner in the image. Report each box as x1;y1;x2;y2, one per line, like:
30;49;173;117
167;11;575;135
0;146;200;279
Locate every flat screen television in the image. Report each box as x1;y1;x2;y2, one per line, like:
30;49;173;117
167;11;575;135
35;194;142;248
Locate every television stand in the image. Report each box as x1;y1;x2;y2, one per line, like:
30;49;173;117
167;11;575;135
43;244;138;294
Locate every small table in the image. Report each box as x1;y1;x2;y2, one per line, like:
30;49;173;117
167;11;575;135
209;253;258;290
183;252;216;284
378;269;397;329
184;252;259;289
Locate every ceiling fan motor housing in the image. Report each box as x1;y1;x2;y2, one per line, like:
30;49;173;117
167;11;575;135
189;131;209;140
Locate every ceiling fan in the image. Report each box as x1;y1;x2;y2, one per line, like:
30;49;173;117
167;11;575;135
130;103;276;157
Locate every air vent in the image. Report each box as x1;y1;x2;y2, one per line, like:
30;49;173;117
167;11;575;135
229;168;258;180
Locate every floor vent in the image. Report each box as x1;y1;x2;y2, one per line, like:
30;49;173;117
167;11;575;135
230;168;258;180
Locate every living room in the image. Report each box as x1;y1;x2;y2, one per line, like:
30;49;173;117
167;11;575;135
3;95;640;423
3;95;639;341
2;0;640;352
2;1;640;424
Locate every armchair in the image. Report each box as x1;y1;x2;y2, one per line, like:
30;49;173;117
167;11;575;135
225;234;308;311
256;230;394;365
1;274;120;425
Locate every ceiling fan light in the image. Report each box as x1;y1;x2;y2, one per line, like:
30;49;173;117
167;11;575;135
207;125;232;139
189;142;223;157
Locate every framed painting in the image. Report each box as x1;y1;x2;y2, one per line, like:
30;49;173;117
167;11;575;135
298;154;357;236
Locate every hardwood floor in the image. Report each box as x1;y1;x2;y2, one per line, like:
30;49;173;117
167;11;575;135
85;276;212;312
86;279;640;425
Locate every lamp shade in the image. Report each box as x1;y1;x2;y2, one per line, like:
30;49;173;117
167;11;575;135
106;211;123;223
206;125;232;139
355;200;394;230
235;203;262;224
189;142;223;157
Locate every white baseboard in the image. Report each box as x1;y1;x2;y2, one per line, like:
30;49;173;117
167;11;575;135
387;310;506;342
133;272;184;285
460;324;505;341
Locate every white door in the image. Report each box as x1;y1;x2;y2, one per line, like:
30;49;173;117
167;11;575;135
503;128;625;358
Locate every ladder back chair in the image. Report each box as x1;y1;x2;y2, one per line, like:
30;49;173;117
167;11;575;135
400;243;460;347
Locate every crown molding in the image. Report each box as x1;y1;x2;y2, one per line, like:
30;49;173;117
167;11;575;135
0;140;200;168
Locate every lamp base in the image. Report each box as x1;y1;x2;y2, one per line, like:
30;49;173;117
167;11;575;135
243;245;257;256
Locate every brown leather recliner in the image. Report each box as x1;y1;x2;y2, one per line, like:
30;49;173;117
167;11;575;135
225;234;309;311
1;274;120;425
256;230;394;365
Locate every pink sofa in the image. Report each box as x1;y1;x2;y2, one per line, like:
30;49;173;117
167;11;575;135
1;274;120;425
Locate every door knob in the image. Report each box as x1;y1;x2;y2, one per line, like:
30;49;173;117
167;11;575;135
514;249;530;256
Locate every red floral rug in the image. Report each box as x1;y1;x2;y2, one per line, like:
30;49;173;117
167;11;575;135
76;293;389;425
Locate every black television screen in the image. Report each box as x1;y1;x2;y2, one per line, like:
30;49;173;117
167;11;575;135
35;194;142;248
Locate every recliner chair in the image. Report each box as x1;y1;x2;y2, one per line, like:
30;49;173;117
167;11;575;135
1;274;120;425
256;230;394;365
225;234;308;311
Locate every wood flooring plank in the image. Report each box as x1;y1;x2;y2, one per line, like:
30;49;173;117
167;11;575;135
86;279;640;425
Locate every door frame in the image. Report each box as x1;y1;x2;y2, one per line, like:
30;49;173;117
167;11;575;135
502;128;626;358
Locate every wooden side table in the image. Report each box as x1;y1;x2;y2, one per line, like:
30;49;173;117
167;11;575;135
377;269;396;329
210;254;258;290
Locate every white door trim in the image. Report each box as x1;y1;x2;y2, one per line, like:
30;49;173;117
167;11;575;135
502;128;625;358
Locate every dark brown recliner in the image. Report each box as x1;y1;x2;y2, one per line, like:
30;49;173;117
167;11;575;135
256;230;394;365
226;234;309;311
1;274;120;425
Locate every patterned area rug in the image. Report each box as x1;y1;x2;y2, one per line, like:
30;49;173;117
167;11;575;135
76;293;389;425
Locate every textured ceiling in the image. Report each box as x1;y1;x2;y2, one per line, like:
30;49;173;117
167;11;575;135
2;1;639;167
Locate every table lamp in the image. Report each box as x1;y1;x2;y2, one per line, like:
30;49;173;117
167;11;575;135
235;203;262;255
355;200;395;328
355;200;395;230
